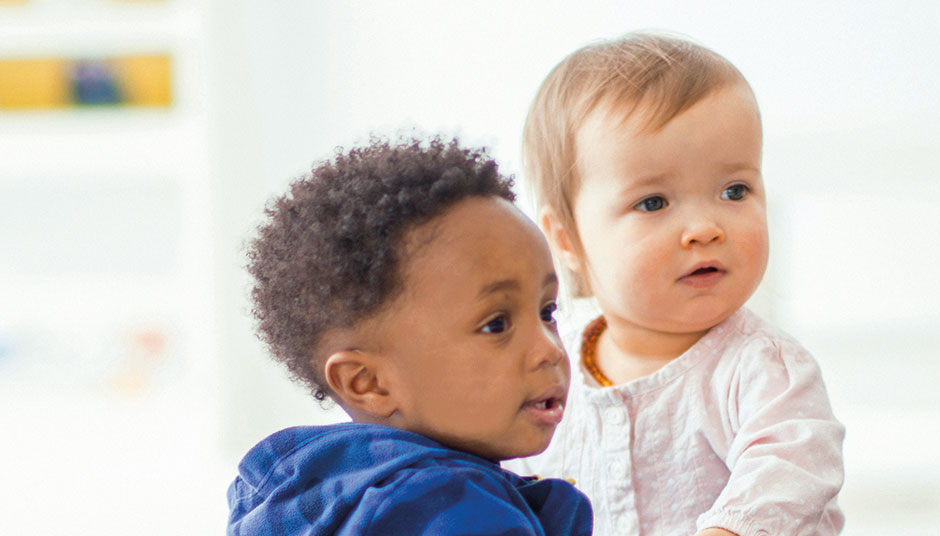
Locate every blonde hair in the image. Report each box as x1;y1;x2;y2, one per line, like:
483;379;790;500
524;32;750;296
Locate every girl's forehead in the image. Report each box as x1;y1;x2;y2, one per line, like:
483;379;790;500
587;80;759;137
572;88;762;197
580;85;760;148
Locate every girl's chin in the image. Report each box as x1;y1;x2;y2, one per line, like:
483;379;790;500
669;303;742;331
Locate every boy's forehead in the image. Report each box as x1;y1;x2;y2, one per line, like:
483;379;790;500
399;197;547;279
404;197;526;245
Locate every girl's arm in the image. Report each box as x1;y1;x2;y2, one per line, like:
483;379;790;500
697;337;845;535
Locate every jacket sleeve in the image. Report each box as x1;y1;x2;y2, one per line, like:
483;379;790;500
347;466;544;536
697;337;846;536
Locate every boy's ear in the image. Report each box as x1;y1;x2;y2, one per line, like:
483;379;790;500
540;206;583;273
324;350;397;419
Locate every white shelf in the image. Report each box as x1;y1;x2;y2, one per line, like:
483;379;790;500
0;116;204;178
0;1;212;346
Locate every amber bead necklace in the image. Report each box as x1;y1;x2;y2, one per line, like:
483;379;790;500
580;315;614;387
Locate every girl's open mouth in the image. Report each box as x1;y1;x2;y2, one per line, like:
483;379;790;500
690;267;718;276
679;263;726;289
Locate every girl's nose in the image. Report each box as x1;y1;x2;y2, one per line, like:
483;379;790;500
680;215;725;248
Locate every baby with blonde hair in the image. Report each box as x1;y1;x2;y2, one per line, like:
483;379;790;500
504;32;845;536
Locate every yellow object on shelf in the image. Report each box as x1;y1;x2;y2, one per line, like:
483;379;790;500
0;58;70;109
113;55;173;107
0;54;173;110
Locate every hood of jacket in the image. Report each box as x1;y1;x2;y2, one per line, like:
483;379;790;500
227;423;592;535
227;423;502;535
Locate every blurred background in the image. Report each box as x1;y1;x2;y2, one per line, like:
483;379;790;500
0;1;937;534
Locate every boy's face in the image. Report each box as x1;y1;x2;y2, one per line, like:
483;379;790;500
368;197;569;461
569;82;768;336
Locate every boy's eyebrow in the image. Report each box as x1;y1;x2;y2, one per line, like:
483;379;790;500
477;273;558;299
477;279;520;299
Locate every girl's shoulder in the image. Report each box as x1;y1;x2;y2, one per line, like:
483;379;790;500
716;309;830;398
709;308;825;387
719;308;811;360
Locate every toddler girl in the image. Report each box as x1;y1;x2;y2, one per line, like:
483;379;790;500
504;32;845;536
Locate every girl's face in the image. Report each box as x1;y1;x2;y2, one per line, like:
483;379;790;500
564;83;768;338
368;197;569;461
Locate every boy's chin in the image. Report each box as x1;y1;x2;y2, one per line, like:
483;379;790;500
453;438;552;463
494;437;555;462
381;424;557;462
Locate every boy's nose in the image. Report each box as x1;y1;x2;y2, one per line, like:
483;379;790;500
529;325;566;370
680;216;725;248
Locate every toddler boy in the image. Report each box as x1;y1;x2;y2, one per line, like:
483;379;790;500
226;136;593;535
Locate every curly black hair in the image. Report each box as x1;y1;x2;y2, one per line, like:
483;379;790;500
246;136;516;401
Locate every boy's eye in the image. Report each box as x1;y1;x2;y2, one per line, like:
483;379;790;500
541;302;558;324
634;195;667;212
721;184;750;201
480;314;509;334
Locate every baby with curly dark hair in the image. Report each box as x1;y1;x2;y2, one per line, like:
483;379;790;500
226;136;593;535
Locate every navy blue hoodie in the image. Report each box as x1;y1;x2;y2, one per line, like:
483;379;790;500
227;423;592;535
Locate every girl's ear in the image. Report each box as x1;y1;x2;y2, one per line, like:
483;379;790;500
324;351;398;419
540;206;583;273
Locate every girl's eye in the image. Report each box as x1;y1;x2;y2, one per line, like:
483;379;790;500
480;314;509;334
541;302;558;324
721;184;750;201
634;195;667;212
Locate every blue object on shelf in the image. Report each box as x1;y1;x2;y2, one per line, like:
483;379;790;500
70;59;123;105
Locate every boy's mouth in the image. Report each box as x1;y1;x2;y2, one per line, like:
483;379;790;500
533;398;561;410
523;386;567;426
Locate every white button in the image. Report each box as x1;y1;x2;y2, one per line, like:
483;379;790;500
604;407;626;425
608;460;628;479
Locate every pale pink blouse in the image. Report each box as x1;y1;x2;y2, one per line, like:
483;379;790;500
504;308;845;536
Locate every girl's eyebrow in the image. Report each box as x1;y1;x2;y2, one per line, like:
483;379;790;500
619;172;670;192
719;162;760;174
